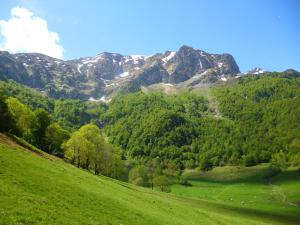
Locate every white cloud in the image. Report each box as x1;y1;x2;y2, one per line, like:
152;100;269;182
0;6;63;59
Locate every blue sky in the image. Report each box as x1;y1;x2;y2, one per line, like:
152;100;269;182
0;0;299;72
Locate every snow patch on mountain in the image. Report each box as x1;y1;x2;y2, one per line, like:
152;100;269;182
88;96;108;103
131;55;146;64
77;64;83;73
118;71;129;78
82;58;99;65
220;76;227;81
247;67;265;75
162;51;176;64
199;59;203;69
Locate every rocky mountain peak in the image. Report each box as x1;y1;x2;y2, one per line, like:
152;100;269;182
0;46;241;100
177;45;195;53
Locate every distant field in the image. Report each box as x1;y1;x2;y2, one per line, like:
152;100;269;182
171;165;300;224
1;134;300;225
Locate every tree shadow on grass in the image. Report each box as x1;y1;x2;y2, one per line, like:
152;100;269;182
185;168;300;185
184;197;300;225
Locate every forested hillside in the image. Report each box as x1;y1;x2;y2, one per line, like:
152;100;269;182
215;70;300;166
102;70;300;172
1;71;300;188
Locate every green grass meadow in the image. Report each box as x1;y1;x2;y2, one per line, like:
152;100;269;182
0;135;299;225
171;165;300;224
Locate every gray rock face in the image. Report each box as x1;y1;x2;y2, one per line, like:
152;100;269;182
0;45;240;100
132;62;169;86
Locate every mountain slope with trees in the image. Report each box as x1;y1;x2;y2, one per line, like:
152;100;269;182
102;70;300;171
0;70;299;187
0;69;299;224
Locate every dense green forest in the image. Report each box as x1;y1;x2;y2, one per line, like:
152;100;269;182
102;71;300;172
0;71;299;189
215;71;300;167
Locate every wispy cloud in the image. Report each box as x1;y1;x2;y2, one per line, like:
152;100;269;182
0;6;63;59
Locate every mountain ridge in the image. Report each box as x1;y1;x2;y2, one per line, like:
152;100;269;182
0;45;241;100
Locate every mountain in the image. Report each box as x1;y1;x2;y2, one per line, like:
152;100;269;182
0;45;240;100
247;67;266;75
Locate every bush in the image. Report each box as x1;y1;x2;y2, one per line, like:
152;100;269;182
199;155;212;171
271;151;288;171
178;177;192;186
153;175;171;192
243;154;257;167
128;165;150;187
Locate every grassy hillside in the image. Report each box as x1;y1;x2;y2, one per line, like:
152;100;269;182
171;165;300;224
0;134;299;225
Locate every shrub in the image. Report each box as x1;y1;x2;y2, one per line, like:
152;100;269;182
153;175;171;192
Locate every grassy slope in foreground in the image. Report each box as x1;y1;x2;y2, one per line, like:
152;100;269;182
0;134;299;225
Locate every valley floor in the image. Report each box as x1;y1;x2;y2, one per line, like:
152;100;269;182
0;134;299;225
171;165;300;225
